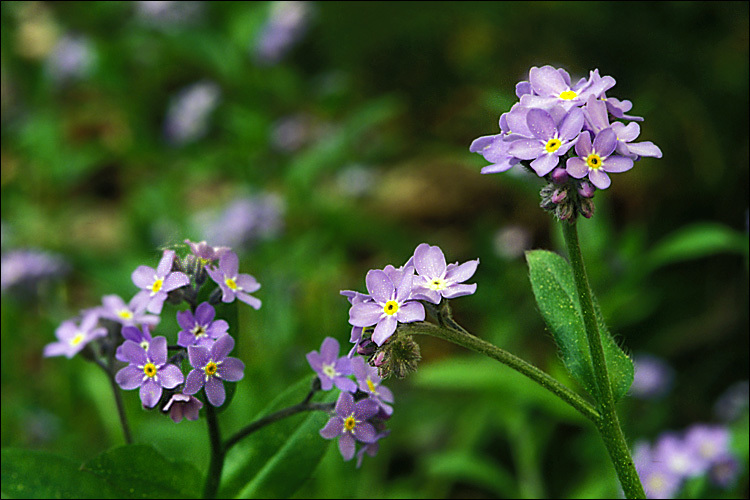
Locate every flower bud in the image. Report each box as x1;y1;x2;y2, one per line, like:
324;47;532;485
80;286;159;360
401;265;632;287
550;167;569;184
555;201;574;221
551;188;567;204
579;198;595;219
577;180;596;199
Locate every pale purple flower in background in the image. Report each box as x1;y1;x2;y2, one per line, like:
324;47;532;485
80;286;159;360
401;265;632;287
184;334;245;407
493;225;532;259
709;455;740;488
115;336;184;408
1;249;69;295
713;380;749;422
176;302;229;348
205;251;261;309
116;325;154;362
135;1;203;27
411;243;479;305
164;80;220;145
98;293;160;327
194;193;285;250
253;1;312;65
319;391;379;462
45;34;94;83
162;393;203;423
653;432;704;478
566;128;634;189
351;356;394;416
633;440;683;499
335;164;375;198
630;353;674;399
271;113;315;152
131;250;190;314
348;268;425;346
683;424;731;471
508;107;584;176
43;310;107;359
306;337;357;393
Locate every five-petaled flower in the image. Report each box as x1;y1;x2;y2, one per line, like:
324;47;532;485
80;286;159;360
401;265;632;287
162;393;203;423
132;250;190;314
411;243;479;305
176;302;229;348
566;128;634;189
43;310;107;359
184;334;245;406
351;356;394;417
319;391;380;462
306;337;357;393
115;336;184;408
206;251;262;309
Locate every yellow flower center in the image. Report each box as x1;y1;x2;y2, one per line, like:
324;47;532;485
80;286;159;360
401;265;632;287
647;473;666;495
428;278;446;291
343;414;357;432
559;90;577;100
140;340;149;351
151;278;163;294
225;277;238;291
366;378;377;394
205;361;218;377
322;363;337;379
586;153;603;170
383;300;399;315
70;332;85;346
143;363;157;378
117;309;133;320
545;138;562;153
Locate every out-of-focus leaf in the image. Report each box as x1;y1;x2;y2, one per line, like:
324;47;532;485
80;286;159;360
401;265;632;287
526;250;634;403
219;376;336;499
646;222;749;270
81;444;203;499
1;448;119;499
425;451;518;498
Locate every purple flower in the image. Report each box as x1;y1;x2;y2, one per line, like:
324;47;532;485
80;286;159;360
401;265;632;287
351;356;393;416
98;293;160;327
411;243;479;305
709;455;740;488
162;393;203;423
306;337;357;393
177;302;229;348
653;432;704;478
508;107;584;176
253;1;312;65
184;239;230;266
633;440;683;499
319;391;379;462
205;251;261;309
116;325;153;362
164;81;221;145
630;353;674;399
520;66;615;112
131;250;190;314
566;129;634;189
43;310;107;359
184;334;245;407
683;424;730;470
341;290;374;354
46;34;94;84
348;268;425;346
1;249;69;295
114;336;184;408
609;122;663;159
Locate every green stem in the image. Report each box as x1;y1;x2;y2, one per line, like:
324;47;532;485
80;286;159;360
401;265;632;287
203;402;224;499
561;220;645;499
95;348;133;445
399;321;600;422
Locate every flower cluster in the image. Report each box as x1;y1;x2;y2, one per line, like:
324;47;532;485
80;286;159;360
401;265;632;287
44;240;261;423
470;65;662;220
311;243;478;465
633;423;740;498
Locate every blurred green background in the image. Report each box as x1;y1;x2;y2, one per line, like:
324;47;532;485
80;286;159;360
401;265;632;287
1;1;748;498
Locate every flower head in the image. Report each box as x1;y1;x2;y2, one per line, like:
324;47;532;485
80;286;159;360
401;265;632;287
43;310;107;359
411;243;479;304
306;337;357;393
566;129;634;189
162;393;203;423
131;250;190;314
351;356;394;416
176;302;229;348
319;391;379;462
348;268;425;346
184;334;245;406
116;325;154;362
114;336;184;408
206;251;261;309
184;240;231;266
99;293;160;327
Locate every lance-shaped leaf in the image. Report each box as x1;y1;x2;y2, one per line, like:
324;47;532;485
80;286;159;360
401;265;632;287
526;250;633;402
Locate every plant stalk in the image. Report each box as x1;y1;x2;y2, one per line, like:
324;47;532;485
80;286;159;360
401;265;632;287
561;220;645;499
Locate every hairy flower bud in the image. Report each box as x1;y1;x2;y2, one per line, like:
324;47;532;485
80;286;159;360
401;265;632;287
370;333;421;379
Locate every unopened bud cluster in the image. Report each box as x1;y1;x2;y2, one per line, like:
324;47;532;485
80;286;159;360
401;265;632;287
539;166;597;222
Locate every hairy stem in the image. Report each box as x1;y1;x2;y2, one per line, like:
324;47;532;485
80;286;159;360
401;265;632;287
399;320;600;422
561;220;645;499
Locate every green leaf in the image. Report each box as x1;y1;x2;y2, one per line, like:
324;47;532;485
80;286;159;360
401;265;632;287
1;448;120;499
526;250;634;402
219;376;337;499
81;444;203;499
646;222;749;270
